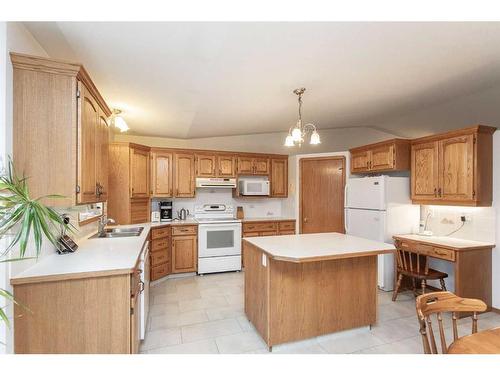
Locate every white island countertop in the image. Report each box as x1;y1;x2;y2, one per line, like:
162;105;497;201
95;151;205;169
10;223;154;285
243;232;395;263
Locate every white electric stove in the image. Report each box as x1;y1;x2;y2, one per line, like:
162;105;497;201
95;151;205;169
194;204;242;274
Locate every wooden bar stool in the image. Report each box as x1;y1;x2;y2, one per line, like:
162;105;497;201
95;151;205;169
392;239;448;301
415;291;487;354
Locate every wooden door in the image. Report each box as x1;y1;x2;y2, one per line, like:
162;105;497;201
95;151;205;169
96;109;109;201
196;154;216;177
151;151;173;197
130;147;150;198
253;157;270;175
172;235;197;273
77;83;98;204
411;141;439;201
271;158;288;197
370;144;394;171
350;150;370;173
300;157;345;234
439;134;474;201
237;156;254;174
174;153;195;197
217;155;236;177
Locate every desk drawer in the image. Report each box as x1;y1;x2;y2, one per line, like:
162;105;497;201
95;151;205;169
151;226;170;240
152;238;169;252
417;244;455;262
243;222;277;232
172;225;197;236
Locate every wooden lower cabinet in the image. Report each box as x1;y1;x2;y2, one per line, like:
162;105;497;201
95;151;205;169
150;226;171;281
241;220;296;267
13;270;142;354
172;229;198;273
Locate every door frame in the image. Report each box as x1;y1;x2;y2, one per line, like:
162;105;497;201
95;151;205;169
299;156;346;234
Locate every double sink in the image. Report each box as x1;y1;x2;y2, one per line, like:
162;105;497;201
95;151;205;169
90;226;144;239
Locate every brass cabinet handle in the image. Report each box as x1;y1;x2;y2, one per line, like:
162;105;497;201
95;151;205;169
438;188;442;197
434;188;437;197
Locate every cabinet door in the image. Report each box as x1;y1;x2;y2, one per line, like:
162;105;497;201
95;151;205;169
217;155;236;177
370;145;394;171
130;286;141;354
77;83;98;204
130;147;150;198
411;141;439;201
171;235;197;273
439;134;474;202
151;151;173;197
253;157;270;175
350;150;371;173
174;153;195;197
196;154;216;177
237;156;254;174
96;109;109;202
271;158;288;197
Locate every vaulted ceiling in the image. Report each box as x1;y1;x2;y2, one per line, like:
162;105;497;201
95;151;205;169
23;22;500;139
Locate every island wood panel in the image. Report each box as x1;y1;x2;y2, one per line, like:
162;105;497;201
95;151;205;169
243;241;378;348
13;274;131;354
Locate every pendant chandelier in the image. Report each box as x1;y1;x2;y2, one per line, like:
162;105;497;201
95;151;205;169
284;88;321;147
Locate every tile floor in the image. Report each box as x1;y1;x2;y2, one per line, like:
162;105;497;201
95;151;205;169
141;271;500;354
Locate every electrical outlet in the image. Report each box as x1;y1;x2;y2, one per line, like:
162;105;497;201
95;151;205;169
461;214;472;222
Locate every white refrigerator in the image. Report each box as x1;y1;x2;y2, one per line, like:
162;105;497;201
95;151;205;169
345;176;419;291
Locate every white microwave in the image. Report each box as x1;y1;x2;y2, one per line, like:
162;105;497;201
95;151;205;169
238;178;270;196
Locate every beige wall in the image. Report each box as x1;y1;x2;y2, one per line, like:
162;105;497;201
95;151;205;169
114;126;397;155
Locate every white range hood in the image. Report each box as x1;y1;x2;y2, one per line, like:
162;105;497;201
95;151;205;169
195;177;237;188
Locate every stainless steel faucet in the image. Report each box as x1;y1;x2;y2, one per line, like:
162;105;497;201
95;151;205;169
98;216;115;236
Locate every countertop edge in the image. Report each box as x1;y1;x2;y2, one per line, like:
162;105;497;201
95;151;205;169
393;235;496;251
10;267;135;285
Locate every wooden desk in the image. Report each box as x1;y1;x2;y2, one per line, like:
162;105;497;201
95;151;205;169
448;327;500;354
393;235;494;313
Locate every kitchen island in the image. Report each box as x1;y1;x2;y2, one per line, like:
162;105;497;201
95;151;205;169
243;232;395;349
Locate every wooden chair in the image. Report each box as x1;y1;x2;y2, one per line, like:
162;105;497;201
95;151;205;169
392;240;448;301
415;291;487;354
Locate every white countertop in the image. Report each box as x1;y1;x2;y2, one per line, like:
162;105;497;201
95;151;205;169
151;218;198;226
393;234;495;250
244;232;395;262
242;217;296;222
11;223;153;284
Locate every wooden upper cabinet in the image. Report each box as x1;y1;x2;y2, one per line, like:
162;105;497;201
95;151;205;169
350;150;371;173
237;156;254;174
217;155;236;177
349;139;410;174
439;134;474;202
77;83;98;204
271;158;288;197
411;141;440;202
130;146;150;198
96;110;110;202
196;154;216;177
11;53;112;208
411;126;496;206
237;156;270;175
174;153;195;197
151;150;173;197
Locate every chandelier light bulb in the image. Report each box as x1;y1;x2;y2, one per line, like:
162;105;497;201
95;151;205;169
291;127;302;141
284;135;294;147
114;116;129;132
310;130;321;145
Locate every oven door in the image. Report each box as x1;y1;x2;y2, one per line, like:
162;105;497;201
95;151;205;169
198;223;242;257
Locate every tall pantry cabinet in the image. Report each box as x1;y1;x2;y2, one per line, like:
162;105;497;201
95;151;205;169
11;53;111;207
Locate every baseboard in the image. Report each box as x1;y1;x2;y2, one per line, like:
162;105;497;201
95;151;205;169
491;307;500;315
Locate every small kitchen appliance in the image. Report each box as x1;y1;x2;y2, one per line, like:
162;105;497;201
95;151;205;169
159;201;173;222
238;177;270;196
195;204;242;274
177;208;190;221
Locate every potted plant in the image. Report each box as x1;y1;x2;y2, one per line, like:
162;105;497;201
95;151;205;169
0;158;73;328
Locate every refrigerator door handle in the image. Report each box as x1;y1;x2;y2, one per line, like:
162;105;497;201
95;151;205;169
344;209;349;233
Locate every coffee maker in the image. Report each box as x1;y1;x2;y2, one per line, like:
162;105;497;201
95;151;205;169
159;201;173;222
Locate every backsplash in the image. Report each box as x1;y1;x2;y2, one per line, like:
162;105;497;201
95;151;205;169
420;205;496;243
151;189;285;219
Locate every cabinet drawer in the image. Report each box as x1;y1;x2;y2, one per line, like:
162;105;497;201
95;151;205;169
151;226;170;240
278;221;295;231
151;263;169;281
172;225;197;236
279;230;295;235
243;222;277;232
151;250;169;266
242;231;260;238
151;238;169;252
260;231;277;236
